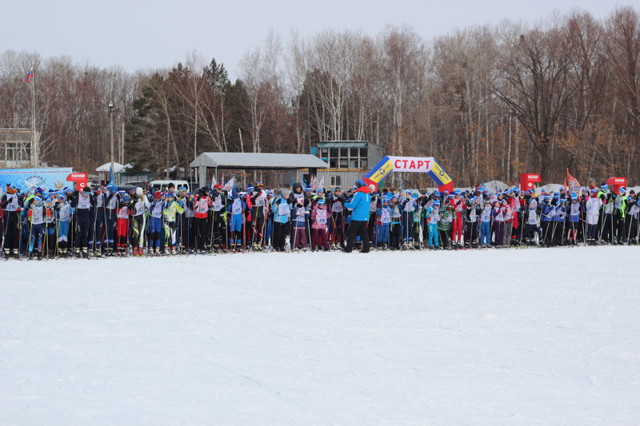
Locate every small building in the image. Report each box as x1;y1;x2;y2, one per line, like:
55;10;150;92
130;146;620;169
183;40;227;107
190;152;329;188
0;128;39;169
303;140;384;189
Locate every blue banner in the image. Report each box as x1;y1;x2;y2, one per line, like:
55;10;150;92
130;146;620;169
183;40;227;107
0;168;73;193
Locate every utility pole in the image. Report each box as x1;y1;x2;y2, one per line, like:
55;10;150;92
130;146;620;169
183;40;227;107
108;103;115;184
194;97;198;161
30;67;38;167
121;122;125;165
166;123;170;179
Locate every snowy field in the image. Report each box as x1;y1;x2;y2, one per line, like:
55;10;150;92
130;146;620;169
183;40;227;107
2;247;640;425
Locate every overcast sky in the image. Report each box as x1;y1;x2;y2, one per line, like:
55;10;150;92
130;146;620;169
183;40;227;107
1;0;629;80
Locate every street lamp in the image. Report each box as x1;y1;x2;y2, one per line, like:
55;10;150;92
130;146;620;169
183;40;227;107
108;102;115;184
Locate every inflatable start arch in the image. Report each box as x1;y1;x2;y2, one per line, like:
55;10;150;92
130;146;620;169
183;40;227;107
363;156;454;192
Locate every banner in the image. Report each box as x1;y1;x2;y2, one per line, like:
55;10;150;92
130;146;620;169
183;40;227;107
566;169;581;195
363;156;454;192
0;168;73;193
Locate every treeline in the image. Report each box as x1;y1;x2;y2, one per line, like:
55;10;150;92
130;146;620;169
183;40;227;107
0;6;638;185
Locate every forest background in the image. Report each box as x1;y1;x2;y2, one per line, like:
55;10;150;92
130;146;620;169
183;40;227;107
1;7;639;186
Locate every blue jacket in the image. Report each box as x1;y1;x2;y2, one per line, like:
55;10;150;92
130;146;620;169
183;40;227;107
272;195;290;224
345;187;371;221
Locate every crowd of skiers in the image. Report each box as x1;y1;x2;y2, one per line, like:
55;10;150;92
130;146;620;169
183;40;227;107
1;177;639;260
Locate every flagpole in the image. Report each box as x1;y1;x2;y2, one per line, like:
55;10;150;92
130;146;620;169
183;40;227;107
30;67;38;168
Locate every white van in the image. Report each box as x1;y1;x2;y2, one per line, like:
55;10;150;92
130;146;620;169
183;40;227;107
149;180;190;192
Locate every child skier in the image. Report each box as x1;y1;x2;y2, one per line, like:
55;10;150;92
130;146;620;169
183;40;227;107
567;194;581;245
272;192;290;252
389;195;402;250
426;199;440;249
479;199;493;248
131;188;150;256
56;194;73;257
291;198;308;250
311;198;330;251
163;192;184;254
148;191;165;255
116;194;131;255
375;197;392;248
27;196;45;258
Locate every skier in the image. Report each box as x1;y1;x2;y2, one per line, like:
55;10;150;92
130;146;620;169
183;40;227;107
227;187;245;250
344;180;371;253
613;187;627;244
464;195;480;248
115;193;131;255
329;188;345;249
389;194;402;250
27;196;45;259
438;203;454;249
103;184;118;256
426;199;440;249
567;193;581;245
449;190;466;248
163;192;184;254
148;191;165;255
524;192;541;245
56;193;73;257
585;189;602;244
540;195;554;246
88;185;105;255
492;200;506;247
479;199;493;248
43;194;56;257
73;186;94;258
193;188;212;253
311;198;330;251
400;190;417;248
1;184;22;258
272;191;290;252
291;197;308;250
375;196;392;249
131;187;150;256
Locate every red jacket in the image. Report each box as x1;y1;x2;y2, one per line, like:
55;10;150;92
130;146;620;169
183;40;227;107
448;197;466;218
194;196;212;219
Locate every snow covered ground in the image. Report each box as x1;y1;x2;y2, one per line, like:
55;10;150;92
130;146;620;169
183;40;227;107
2;246;640;425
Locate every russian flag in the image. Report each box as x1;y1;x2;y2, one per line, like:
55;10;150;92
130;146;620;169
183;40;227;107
25;68;33;83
